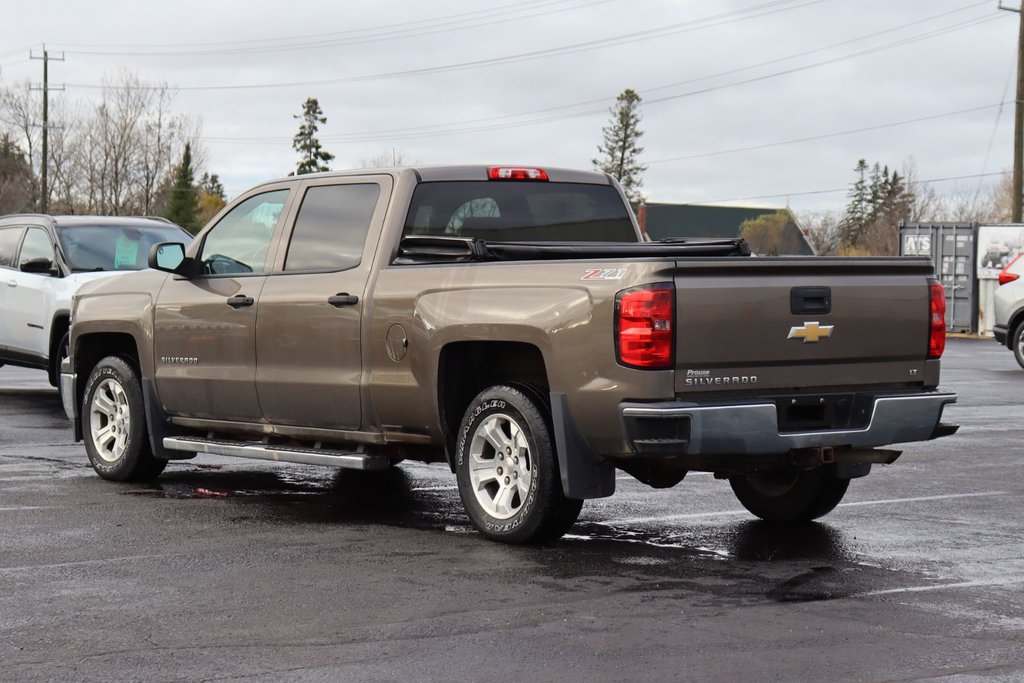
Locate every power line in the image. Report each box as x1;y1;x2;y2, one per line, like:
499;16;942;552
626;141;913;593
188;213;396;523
688;171;1007;205
646;102;1011;164
54;0;583;52
59;0;615;57
199;10;1003;145
201;0;993;144
65;0;827;91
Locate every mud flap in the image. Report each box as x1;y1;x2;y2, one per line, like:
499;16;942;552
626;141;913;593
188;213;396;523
550;392;615;499
143;379;195;460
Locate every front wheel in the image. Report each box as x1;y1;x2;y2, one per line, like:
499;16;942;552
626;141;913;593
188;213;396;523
455;385;582;544
1013;322;1024;370
82;356;166;482
729;467;849;522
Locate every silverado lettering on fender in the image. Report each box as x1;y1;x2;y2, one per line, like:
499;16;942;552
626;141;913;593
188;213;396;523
61;165;958;544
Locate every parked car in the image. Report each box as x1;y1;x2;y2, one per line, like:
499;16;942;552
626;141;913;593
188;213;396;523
0;215;192;391
62;166;956;544
993;253;1024;369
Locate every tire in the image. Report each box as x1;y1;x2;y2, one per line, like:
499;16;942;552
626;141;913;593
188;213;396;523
81;356;166;482
455;385;582;544
729;467;849;523
1012;322;1024;370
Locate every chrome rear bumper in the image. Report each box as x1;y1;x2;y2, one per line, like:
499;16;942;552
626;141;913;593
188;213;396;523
621;392;957;456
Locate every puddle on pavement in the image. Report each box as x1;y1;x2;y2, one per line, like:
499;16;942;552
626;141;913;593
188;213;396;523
121;465;470;533
116;465;935;603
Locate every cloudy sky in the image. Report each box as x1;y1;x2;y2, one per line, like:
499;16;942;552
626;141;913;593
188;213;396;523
0;0;1017;213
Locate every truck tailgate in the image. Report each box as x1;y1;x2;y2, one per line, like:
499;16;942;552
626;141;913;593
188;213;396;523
673;257;935;394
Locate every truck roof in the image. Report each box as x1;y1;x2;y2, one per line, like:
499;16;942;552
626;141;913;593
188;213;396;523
257;165;614;188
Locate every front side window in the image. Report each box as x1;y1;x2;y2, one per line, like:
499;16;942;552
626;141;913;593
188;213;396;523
285;184;380;272
19;227;56;269
0;227;25;268
199;190;288;275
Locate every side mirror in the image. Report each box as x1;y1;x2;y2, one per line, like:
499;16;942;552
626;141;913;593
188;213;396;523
20;257;56;275
149;242;187;274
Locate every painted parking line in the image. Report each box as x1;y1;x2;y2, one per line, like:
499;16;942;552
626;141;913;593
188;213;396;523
601;490;1010;525
862;577;1024;597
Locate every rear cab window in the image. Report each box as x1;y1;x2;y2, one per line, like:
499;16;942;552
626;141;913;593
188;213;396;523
403;182;638;243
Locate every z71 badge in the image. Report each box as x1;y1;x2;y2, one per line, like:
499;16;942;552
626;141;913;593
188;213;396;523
581;268;626;281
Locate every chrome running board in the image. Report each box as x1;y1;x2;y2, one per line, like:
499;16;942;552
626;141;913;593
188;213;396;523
162;437;390;470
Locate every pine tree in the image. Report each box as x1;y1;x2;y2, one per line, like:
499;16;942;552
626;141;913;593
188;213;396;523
199;172;225;200
592;88;647;203
163;143;199;233
292;97;334;175
840;159;869;246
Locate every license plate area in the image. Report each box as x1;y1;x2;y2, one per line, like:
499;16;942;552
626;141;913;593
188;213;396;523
773;392;875;432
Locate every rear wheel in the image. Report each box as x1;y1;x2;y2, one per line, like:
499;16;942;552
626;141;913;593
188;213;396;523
455;385;582;544
1013;322;1024;370
82;356;166;482
729;467;849;522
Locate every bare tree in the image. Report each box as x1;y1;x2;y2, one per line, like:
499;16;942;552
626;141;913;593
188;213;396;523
798;210;843;256
0;81;40;171
0;81;40;208
359;148;417;168
45;97;82;214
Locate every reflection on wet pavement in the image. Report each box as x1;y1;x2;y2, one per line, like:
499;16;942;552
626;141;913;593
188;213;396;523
111;460;945;605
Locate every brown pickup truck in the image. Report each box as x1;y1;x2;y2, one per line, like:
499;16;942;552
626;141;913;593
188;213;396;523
61;165;958;543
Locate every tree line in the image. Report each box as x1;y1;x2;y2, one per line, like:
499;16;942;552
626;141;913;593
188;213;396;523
1;74;1011;250
0;71;225;232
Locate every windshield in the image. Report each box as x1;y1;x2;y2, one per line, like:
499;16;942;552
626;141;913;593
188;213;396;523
57;224;191;272
403;181;639;242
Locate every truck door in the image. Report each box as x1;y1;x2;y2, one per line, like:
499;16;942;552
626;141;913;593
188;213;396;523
154;188;292;421
255;176;391;430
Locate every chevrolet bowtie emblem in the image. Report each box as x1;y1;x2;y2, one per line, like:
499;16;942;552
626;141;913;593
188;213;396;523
788;321;834;343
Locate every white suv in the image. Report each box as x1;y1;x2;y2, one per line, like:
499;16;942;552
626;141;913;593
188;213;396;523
0;215;191;391
993;253;1024;369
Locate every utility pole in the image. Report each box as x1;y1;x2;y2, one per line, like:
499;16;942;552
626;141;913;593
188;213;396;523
29;45;64;214
1001;2;1024;222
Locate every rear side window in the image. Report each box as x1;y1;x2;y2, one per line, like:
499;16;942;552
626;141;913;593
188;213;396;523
0;227;25;268
285;183;380;271
403;182;637;242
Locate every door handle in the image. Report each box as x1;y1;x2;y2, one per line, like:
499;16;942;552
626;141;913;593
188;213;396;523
5;279;17;287
226;295;254;308
328;293;359;307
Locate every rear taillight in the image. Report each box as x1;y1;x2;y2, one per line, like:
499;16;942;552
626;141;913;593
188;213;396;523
928;279;946;359
487;166;549;181
616;283;674;369
998;254;1022;286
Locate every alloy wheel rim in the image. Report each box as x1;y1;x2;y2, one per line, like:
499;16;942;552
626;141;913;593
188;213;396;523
468;413;533;520
89;378;130;463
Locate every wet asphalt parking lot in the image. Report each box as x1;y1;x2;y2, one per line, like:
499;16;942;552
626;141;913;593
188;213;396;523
0;338;1021;682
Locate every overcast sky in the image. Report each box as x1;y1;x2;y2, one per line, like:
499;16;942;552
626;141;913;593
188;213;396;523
0;0;1017;213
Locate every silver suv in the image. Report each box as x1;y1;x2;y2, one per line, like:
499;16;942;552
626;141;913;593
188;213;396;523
993;254;1024;369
